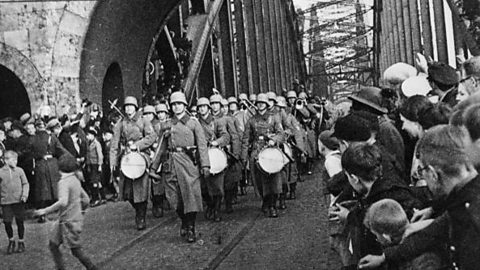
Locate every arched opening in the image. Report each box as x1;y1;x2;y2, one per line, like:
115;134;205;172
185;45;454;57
0;65;31;119
102;63;125;113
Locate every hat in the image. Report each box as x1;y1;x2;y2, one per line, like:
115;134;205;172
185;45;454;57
287;91;297;99
197;97;211;107
266;92;277;101
256;93;269;105
227;97;238;104
249;94;257;101
319;130;340;150
428;62;458;86
143;105;156;115
155;103;169;113
383;62;417;85
86;126;98;136
298;92;308;100
58;154;78;173
221;98;228;106
348;87;388;114
401;75;431;97
46;118;61;130
19;113;31;125
209;94;222;104
276;96;287;108
239;93;248;101
331;114;372;142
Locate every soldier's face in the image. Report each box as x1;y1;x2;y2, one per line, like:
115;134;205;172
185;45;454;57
257;102;267;112
211;102;221;113
143;113;154;122
171;102;186;115
229;103;238;112
288;97;296;106
125;105;136;116
158;112;167;121
198;105;209;116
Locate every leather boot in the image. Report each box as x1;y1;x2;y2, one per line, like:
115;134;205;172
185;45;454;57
225;190;233;214
288;183;297;200
152;196;164;218
279;193;287;210
6;240;15;255
269;195;279;218
261;195;269;214
177;209;187;237
186;213;196;243
213;196;222;222
137;203;147;230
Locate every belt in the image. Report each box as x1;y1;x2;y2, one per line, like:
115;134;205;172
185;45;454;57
36;154;54;161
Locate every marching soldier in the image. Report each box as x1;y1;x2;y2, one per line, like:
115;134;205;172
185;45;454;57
212;96;242;213
143;105;170;218
276;96;306;202
286;91;297;112
241;93;284;218
197;96;230;222
109;96;157;230
155;91;209;243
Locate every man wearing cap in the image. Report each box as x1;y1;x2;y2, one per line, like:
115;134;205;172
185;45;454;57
197;96;229;222
286;91;298;113
212;95;241;214
427;61;459;107
349;87;406;176
160;91;209;243
276;96;306;203
242;93;285;218
32;119;67;222
110;96;157;230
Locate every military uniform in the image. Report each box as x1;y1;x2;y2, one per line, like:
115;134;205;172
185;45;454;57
109;97;157;230
197;96;230;222
150;116;171;217
241;94;284;217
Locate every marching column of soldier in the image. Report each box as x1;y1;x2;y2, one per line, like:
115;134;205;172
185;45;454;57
0;89;328;245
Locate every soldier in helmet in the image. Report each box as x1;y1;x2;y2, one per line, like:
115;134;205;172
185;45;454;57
110;96;157;230
197;96;230;222
212;95;241;213
286;91;298;110
241;93;284;218
158;91;210;243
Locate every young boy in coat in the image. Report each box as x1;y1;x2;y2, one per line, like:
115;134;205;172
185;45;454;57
85;127;104;207
0;150;29;254
360;199;445;270
34;154;97;270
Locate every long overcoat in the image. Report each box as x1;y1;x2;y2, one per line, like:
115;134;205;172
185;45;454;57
151;118;171;196
31;130;66;202
215;111;241;190
110;112;157;203
162;114;209;213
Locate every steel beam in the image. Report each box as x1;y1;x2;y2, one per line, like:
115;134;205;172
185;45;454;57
408;0;422;56
401;0;413;64
261;0;275;92
273;0;287;92
280;0;293;87
394;0;407;62
217;0;236;97
268;0;282;93
433;0;448;63
234;0;250;95
419;0;433;59
243;0;260;94
253;0;269;93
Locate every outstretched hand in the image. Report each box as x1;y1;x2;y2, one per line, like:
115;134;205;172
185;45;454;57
358;254;385;269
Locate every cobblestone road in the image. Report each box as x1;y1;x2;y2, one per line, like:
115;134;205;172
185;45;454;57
1;161;340;269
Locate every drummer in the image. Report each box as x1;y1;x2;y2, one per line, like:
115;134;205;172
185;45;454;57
109;96;157;230
212;96;242;214
241;93;285;218
197;96;230;222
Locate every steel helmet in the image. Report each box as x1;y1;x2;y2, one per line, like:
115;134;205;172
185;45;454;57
298;92;308;100
249;94;257;102
143;105;156;115
124;96;138;108
190;105;197;113
287;91;297;99
155;103;169;113
227;97;238;104
197;97;211;107
209;94;222;104
276;96;287;108
256;93;269;105
239;93;248;101
266;91;277;101
170;91;188;105
221;98;229;106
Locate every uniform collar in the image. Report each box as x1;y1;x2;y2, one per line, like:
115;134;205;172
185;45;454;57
200;113;214;124
172;114;190;125
125;111;141;122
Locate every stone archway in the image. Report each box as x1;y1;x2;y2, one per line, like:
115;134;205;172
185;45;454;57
0;43;44;115
102;62;124;112
0;64;31;119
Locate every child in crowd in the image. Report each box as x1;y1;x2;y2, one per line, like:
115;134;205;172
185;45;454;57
0;151;29;254
102;129;119;201
34;154;97;270
360;199;445;270
85;127;105;207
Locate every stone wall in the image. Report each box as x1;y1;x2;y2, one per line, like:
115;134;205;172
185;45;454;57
0;0;181;116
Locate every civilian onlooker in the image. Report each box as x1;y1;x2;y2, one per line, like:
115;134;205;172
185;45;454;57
34;154;97;270
0;151;29;254
86;127;104;207
457;56;480;102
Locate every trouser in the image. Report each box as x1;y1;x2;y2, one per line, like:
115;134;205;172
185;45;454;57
49;241;97;270
4;219;24;239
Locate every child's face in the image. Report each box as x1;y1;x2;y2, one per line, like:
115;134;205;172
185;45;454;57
371;229;393;247
5;156;17;168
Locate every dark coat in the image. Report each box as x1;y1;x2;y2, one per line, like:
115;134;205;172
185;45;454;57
347;175;423;263
378;116;405;173
31;130;67;202
385;175;480;270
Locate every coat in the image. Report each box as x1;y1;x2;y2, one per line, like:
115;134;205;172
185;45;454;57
163;114;209;213
31;130;66;202
384;175;480;270
151;119;172;196
110;112;157;203
215;111;241;189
